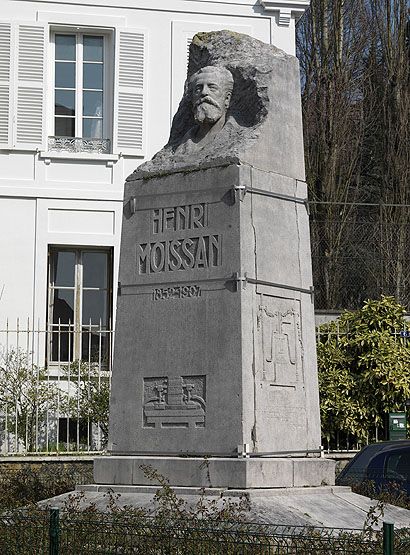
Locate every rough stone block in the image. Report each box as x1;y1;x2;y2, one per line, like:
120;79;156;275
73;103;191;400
293;459;336;487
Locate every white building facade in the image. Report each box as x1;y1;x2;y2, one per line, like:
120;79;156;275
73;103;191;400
0;0;309;367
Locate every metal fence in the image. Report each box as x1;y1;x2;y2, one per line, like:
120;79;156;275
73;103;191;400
310;203;410;312
1;509;408;554
0;319;113;455
0;317;405;455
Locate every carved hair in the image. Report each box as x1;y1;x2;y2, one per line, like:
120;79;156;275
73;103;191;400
188;66;234;95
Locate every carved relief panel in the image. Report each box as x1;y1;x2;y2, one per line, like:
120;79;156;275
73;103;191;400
143;375;206;429
258;300;302;385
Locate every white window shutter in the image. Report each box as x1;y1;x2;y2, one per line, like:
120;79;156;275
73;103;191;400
114;29;146;156
14;23;47;150
0;22;12;148
186;37;192;66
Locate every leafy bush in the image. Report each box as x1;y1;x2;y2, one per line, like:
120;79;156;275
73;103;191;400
0;349;59;452
61;360;110;447
0;463;93;510
0;465;409;554
317;296;410;443
351;480;410;511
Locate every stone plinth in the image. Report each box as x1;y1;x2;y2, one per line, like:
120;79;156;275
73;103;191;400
94;162;331;488
95;456;335;489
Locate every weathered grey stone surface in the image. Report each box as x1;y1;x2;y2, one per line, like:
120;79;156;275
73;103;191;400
95;30;328;490
43;486;410;529
94;456;335;489
101;165;321;458
131;31;305;180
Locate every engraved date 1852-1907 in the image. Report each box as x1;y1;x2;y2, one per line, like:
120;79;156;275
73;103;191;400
153;285;201;300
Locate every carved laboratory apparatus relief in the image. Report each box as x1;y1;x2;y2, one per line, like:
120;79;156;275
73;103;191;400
143;376;206;429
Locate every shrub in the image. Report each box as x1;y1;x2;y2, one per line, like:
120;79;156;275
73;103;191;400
317;296;410;444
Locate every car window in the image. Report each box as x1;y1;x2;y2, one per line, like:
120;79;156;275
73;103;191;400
339;444;386;482
385;452;410;481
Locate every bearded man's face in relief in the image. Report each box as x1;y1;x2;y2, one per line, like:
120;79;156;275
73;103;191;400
191;70;232;124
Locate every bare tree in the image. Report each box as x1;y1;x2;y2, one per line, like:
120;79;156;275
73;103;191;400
367;0;410;305
298;0;410;309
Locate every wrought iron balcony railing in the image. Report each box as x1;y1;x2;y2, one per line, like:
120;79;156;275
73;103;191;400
48;136;111;154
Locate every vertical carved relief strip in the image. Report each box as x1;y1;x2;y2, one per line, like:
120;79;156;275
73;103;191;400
260;304;301;385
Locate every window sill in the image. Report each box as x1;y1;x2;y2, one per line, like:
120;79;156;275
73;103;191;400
47;362;111;373
39;151;119;162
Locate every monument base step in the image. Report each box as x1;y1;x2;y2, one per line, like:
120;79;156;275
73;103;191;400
93;455;336;489
78;483;346;497
41;485;410;529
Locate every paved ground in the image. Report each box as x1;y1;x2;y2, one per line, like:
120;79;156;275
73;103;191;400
41;485;410;529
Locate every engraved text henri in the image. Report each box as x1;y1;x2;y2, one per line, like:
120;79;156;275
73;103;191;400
137;203;222;274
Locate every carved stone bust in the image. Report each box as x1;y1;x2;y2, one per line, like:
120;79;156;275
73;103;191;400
175;65;234;155
131;30;305;181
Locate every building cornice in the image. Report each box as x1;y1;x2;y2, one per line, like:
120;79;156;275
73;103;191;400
259;1;310;26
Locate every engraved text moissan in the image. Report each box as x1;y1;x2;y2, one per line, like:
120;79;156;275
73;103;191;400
137;235;222;274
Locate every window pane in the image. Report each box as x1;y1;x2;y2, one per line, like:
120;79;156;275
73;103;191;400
55;34;76;61
59;418;90;446
55;61;75;88
83;91;103;117
83;118;102;138
82;290;107;326
51;289;74;361
84;36;103;62
52;251;75;286
386;453;410;481
55;90;75;116
83;252;108;288
55;117;75;137
51;328;74;362
83;63;103;90
81;330;109;363
52;289;75;325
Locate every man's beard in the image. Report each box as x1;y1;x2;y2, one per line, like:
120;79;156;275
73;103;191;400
193;98;224;124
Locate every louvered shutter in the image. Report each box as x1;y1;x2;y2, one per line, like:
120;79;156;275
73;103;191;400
186;37;192;66
0;22;12;148
114;29;146;156
14;23;47;150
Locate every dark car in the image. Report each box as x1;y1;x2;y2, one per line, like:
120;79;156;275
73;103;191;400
336;440;410;495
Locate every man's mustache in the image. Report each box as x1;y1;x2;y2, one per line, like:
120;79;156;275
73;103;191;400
194;96;221;109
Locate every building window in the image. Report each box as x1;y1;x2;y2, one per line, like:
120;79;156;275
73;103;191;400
49;31;112;154
48;247;113;364
58;417;91;449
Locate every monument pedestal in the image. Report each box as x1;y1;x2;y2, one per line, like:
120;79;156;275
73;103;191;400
95;456;335;489
95;32;335;492
56;31;410;527
94;162;334;489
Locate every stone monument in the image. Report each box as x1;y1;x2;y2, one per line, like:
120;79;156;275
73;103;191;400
94;30;335;490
